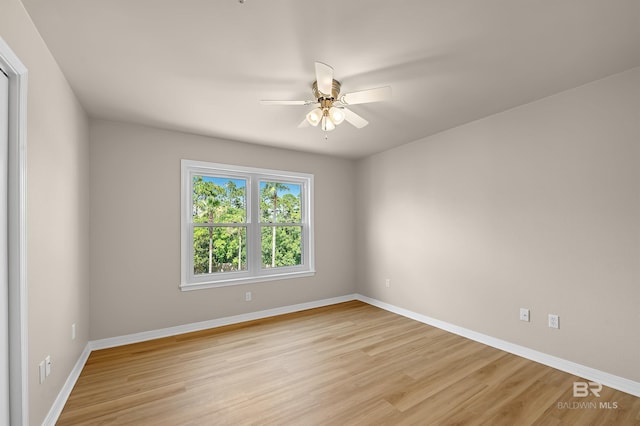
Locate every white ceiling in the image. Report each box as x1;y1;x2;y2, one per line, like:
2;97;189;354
21;0;640;159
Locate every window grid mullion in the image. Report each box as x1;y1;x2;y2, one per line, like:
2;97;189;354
193;223;247;227
248;174;261;275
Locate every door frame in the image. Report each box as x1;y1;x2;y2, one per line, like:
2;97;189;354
0;36;29;426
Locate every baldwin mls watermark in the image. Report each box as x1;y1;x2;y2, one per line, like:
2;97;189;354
556;382;619;410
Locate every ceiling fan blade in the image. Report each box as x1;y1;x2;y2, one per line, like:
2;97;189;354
340;86;391;105
260;100;314;106
343;108;369;128
315;62;334;96
297;118;310;128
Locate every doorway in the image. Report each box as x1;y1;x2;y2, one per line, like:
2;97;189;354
0;36;28;426
1;65;9;426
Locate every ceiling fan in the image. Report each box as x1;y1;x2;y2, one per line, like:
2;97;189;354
260;62;391;132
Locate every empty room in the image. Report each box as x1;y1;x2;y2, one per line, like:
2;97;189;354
1;0;639;424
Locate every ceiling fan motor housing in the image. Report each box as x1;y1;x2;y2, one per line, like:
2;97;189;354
313;79;341;100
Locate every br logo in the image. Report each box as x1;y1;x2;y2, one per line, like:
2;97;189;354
573;381;602;397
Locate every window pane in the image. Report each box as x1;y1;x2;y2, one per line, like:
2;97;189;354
194;227;247;274
261;226;302;268
260;181;301;223
192;175;246;223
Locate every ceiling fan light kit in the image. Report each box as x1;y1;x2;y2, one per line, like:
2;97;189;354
308;79;342;131
260;62;391;133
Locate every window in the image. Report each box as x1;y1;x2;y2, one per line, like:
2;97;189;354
181;160;314;290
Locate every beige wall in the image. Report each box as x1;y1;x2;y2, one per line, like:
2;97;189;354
89;119;356;340
0;0;91;423
356;67;640;382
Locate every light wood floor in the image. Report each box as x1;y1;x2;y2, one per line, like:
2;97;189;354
58;301;640;425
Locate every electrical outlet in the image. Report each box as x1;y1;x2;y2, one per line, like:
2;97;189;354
548;314;559;329
385;278;390;288
72;323;76;340
45;355;52;377
519;308;530;322
245;291;252;302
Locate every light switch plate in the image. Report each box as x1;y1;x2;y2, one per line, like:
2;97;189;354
548;314;559;329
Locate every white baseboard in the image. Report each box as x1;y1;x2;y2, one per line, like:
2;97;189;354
355;294;640;398
45;292;640;425
42;343;92;426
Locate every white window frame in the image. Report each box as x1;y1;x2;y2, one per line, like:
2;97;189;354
181;159;315;291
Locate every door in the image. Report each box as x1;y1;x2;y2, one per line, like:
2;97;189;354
0;67;9;425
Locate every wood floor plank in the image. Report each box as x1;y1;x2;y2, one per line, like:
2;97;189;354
57;301;640;425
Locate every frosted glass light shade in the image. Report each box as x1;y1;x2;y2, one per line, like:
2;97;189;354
306;108;323;126
329;107;345;125
321;115;335;131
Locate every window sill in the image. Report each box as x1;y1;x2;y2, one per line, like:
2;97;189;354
179;270;316;291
